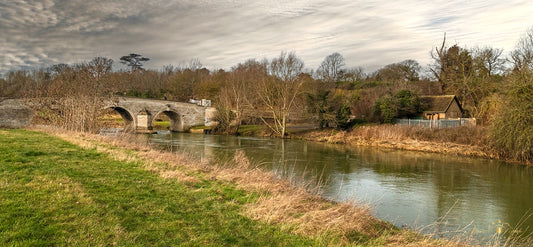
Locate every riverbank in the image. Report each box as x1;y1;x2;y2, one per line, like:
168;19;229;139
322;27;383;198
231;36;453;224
1;127;468;246
292;125;520;164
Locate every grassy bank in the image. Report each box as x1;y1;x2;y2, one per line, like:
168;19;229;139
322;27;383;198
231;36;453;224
0;129;315;245
0;128;465;246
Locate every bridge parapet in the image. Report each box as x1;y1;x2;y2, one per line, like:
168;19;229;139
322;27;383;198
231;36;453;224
104;97;207;132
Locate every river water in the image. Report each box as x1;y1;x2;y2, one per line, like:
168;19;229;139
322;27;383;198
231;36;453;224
149;131;533;243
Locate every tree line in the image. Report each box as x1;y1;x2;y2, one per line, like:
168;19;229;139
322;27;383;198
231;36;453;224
1;29;532;162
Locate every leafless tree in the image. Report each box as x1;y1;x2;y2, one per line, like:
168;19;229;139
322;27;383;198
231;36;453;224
255;52;305;137
343;66;366;85
374;59;421;84
430;33;449;92
216;59;266;134
317;52;345;85
472;47;505;77
510;27;533;73
187;58;203;71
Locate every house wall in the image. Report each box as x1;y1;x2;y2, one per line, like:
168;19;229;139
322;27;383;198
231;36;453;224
446;100;463;119
423;112;446;120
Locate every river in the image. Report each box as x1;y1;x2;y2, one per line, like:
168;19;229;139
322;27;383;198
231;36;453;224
149;131;533;243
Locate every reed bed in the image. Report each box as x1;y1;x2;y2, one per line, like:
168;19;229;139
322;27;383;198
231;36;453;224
297;125;498;161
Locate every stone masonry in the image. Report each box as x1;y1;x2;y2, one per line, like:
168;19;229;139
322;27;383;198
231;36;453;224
105;97;206;132
0;98;34;129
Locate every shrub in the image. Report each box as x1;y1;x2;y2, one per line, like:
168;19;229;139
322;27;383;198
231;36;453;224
373;95;397;124
373;90;421;124
489;72;533;162
336;103;352;130
213;107;237;135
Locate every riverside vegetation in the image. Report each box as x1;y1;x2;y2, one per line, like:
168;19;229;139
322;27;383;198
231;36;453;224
294;125;497;162
0;127;473;246
2;30;533;164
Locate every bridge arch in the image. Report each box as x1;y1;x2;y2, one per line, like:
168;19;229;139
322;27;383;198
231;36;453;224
153;110;183;132
109;106;135;131
102;97;206;132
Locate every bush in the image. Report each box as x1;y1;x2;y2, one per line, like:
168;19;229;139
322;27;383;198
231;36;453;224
373;95;397;124
489;72;533;162
373;90;421;124
213;107;237;135
336;103;352;130
395;89;421;118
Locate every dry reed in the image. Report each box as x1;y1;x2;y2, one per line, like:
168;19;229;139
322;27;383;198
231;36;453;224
297;125;498;161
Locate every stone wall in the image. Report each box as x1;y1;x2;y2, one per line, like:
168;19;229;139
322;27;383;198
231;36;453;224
0;99;34;129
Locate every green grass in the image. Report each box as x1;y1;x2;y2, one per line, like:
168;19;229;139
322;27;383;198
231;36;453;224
153;120;170;129
0;129;317;246
237;125;263;136
190;125;210;130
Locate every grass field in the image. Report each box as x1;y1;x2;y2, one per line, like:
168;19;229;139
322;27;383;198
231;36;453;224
0;129;319;246
1;128;483;246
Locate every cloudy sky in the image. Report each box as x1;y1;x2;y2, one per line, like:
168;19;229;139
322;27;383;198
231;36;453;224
1;0;533;76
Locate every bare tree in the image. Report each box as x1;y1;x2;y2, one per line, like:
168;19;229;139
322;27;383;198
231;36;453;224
88;57;113;79
343;66;366;84
3;70;32;97
472;47;505;77
87;57;113;94
215;59;266;134
430;33;448;92
374;59;421;84
256;52;305;137
510;27;533;73
187;58;203;71
317;52;345;85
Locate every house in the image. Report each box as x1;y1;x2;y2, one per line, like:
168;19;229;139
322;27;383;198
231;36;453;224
420;95;463;120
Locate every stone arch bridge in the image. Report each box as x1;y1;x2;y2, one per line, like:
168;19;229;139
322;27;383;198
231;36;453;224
105;97;212;132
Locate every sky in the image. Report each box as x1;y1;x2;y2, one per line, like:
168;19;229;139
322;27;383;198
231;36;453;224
2;0;533;76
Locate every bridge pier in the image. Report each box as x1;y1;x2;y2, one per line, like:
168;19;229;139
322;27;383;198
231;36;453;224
136;109;153;131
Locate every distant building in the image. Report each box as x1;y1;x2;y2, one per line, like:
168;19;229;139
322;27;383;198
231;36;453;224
188;99;211;107
420;95;463;120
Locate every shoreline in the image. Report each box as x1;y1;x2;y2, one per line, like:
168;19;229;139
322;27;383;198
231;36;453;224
290;126;530;166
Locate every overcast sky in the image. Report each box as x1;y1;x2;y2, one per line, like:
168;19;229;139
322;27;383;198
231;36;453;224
2;0;533;76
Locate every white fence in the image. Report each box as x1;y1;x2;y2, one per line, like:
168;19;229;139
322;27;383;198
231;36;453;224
396;118;476;128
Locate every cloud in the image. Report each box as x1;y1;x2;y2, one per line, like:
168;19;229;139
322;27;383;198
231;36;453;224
1;0;533;75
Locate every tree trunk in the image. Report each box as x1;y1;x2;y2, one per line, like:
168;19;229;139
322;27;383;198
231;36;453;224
281;114;286;138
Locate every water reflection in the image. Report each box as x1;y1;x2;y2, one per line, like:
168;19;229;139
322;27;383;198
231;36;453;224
149;131;533;243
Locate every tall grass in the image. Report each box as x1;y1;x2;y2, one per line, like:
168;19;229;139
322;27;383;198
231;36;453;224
297;125;494;159
383;125;488;146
